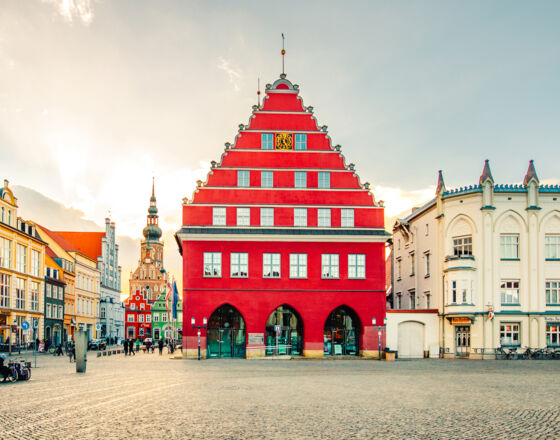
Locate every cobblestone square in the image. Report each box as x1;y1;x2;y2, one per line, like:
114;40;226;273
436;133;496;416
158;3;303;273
1;353;559;439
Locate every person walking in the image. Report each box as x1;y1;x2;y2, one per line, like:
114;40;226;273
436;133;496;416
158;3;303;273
135;338;140;354
123;338;129;356
129;338;135;356
158;338;164;356
55;343;63;356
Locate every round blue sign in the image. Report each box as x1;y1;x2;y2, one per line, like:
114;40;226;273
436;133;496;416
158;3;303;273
21;321;30;330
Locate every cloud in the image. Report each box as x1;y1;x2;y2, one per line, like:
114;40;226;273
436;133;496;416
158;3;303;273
217;57;242;91
41;0;94;25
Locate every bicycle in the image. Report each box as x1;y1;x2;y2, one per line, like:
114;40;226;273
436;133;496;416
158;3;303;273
506;347;519;360
7;360;31;381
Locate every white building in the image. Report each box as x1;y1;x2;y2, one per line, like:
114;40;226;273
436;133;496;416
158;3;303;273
392;160;560;358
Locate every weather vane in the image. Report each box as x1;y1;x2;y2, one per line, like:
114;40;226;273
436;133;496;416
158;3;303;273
281;33;286;75
257;77;261;107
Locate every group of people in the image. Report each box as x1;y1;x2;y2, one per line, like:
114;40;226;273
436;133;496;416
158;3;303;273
123;338;176;356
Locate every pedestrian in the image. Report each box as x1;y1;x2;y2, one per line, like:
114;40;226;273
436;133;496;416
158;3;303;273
129;338;135;356
135;338;140;353
123;338;129;356
158;338;164;355
0;354;11;382
55;343;63;356
69;342;76;363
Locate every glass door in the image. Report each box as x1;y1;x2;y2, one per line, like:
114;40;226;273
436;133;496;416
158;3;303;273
455;326;470;357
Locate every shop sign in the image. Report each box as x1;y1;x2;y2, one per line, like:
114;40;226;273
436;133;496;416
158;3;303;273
275;133;293;150
451;317;471;324
248;333;264;345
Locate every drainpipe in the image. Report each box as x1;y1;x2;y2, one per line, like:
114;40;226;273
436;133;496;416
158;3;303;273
441;274;445;358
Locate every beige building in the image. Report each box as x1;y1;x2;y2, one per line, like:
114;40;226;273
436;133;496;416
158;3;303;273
393;160;560;358
0;180;47;344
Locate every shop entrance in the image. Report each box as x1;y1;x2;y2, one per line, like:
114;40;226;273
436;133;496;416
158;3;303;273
324;306;360;356
265;305;303;356
207;305;246;358
455;326;470;357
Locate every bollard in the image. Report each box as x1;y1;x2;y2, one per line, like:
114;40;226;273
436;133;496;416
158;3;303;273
108;351;111;356
75;330;87;373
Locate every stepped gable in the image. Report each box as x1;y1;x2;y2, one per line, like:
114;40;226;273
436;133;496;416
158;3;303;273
183;74;382;227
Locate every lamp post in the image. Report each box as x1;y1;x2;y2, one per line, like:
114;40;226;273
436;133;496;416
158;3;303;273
372;317;388;360
191;317;207;361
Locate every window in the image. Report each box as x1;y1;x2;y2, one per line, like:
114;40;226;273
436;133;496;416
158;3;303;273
547;324;560;347
140;303;145;310
396;293;402;309
396;258;402;280
500;234;519;259
212;207;226;226
453;236;472;257
261;133;274;150
321;254;339;279
162;313;168;322
46;284;52;298
127;315;135;322
138;314;144;322
237;170;250;187
0;237;11;269
46;303;51;319
58;305;63;319
15;278;25;309
318;209;331;227
31;250;40;277
451;281;457;303
289;254;307;278
294;208;307;227
153;314;159;323
500;323;520;346
501;280;520;304
425;292;431;308
146;314;151;323
425;253;430;277
545;235;560;259
260;208;274;226
261;171;273;188
348;254;365;279
409;291;416;309
16;244;27;273
426;224;429;236
0;273;10;308
294;134;307;150
237;208;250;226
546;280;560;305
410;253;415;276
341;209;354;228
294;171;307;188
318;172;330;188
230;253;248;278
263;253;280;278
203;253;222;277
101;307;106;319
30;281;39;312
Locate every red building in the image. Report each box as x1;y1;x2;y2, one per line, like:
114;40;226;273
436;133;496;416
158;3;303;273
176;73;388;358
123;291;152;340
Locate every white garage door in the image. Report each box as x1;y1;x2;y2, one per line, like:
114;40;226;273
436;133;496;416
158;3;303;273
398;321;425;358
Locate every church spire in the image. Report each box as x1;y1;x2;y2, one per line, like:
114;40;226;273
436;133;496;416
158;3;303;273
143;179;162;242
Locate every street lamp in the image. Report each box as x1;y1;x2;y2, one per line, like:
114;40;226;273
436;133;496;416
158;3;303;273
372;317;388;360
191;317;207;361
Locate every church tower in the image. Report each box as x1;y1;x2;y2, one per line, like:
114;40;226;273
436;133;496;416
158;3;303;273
129;180;168;303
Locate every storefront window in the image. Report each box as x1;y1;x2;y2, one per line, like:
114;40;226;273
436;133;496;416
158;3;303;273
546;324;560;347
500;323;520;346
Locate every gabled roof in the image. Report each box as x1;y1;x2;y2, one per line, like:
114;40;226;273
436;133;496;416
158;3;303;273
55;231;104;261
46;246;58;259
40;226;79;252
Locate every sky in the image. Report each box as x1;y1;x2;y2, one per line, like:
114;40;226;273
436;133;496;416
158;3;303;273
1;1;560;295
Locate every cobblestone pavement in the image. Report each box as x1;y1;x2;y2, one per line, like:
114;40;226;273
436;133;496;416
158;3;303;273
1;352;559;439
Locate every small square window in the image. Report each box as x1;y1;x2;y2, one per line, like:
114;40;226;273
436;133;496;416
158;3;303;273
294;208;307;227
318;172;330;188
261;171;273;188
295;134;307;150
294;172;307;188
237;208;250;226
261;133;274;150
237;170;250;187
260;208;274;226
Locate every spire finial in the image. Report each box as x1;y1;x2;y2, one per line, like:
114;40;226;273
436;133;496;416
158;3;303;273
436;170;446;196
523;159;539;187
257;77;261;107
479;159;494;186
152;176;155;197
281;33;286;75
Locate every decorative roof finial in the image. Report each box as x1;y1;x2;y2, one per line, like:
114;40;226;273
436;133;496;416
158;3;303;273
436;170;446;196
257;77;261;107
523;159;539;187
281;33;286;75
479;159;494;186
152;176;155;198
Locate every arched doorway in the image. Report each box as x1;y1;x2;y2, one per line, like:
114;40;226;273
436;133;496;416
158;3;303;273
265;305;303;356
207;305;246;358
45;326;51;341
324;306;360;356
53;325;61;346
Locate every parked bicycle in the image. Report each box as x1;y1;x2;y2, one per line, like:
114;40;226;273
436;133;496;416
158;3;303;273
5;359;31;382
495;346;518;360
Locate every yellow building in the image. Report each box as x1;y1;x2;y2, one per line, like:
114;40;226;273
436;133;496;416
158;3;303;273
0;180;47;344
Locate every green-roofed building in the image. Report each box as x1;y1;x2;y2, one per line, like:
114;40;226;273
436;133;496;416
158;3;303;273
151;290;182;341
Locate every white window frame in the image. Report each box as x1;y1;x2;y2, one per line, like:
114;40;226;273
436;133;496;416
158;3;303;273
545;235;560;259
289;254;307;279
261;171;273;188
212;207;226;226
16;244;26;273
500;234;519;259
261;133;274;150
348;254;365;279
237;207;250;226
317;209;331;228
294;208;307;227
31;250;40;277
318;172;330;188
546;280;560;305
294;133;307;150
260;208;274;227
546;324;560;347
341;209;354;228
294;171;307;188
452;235;472;257
203;252;222;278
500;323;520;346
15;278;25;310
230;252;248;278
263;253;280;278
237;170;250;187
127;314;135;322
0;273;10;308
0;237;11;269
501;280;520;305
321;254;339;279
30;281;39;312
425;252;430;277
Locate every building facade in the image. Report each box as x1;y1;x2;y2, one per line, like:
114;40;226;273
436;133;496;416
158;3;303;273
392;160;560;358
176;73;388;359
129;183;168;304
151;291;182;341
0;180;47;344
56;219;123;341
44;248;66;345
124;292;152;340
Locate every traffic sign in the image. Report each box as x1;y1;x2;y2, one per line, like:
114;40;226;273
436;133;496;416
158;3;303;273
33;319;39;329
96;324;101;331
21;321;30;331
